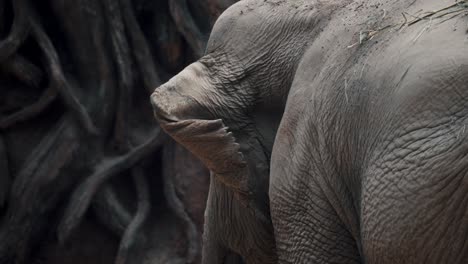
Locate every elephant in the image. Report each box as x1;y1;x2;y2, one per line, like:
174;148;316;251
151;0;468;263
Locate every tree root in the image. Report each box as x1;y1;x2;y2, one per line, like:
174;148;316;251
0;0;231;262
0;0;30;63
0;85;57;130
169;0;206;58
0;115;79;264
115;166;150;264
163;143;200;263
92;184;132;236
120;0;161;92
147;4;185;76
0;54;43;88
0;133;9;209
102;0;134;147
8;116;77;196
58;128;165;243
29;12;98;135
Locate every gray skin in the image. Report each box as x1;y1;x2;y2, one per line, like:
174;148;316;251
152;0;468;263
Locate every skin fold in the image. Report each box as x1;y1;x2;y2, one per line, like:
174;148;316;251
152;0;468;263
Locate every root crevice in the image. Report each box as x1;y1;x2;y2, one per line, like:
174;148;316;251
115;166;151;264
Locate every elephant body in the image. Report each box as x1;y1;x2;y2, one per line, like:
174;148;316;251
152;0;468;263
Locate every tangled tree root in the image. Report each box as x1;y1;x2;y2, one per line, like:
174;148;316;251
0;0;236;263
58;129;165;243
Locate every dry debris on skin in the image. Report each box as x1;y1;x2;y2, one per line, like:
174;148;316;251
348;0;468;48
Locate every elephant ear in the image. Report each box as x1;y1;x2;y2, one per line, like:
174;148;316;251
161;119;249;193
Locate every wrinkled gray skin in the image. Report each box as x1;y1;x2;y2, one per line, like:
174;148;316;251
152;0;468;263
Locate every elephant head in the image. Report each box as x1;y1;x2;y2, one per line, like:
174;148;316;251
151;0;324;202
151;60;249;195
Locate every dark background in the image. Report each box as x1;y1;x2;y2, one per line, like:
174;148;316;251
0;0;236;263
